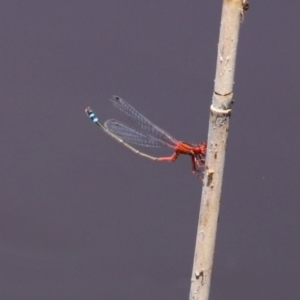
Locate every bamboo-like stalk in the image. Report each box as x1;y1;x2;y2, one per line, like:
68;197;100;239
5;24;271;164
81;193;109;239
189;1;246;299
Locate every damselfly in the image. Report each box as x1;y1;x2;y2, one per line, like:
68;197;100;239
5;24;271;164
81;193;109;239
85;96;207;178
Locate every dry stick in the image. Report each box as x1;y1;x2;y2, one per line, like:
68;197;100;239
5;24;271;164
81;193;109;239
189;1;245;300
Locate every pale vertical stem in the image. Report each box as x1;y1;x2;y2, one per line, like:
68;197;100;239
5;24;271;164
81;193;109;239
189;1;245;300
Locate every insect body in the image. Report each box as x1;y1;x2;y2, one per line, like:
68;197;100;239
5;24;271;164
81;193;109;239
85;96;206;178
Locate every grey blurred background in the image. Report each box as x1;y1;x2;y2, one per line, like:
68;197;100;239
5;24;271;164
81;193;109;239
1;1;300;299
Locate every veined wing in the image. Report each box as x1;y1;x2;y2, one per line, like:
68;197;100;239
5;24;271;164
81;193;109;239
110;96;179;146
104;119;166;148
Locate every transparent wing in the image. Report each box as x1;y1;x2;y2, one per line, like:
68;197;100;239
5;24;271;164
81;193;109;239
104;119;163;147
110;96;179;146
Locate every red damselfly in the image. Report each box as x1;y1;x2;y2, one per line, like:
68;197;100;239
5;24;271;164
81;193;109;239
85;96;207;178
